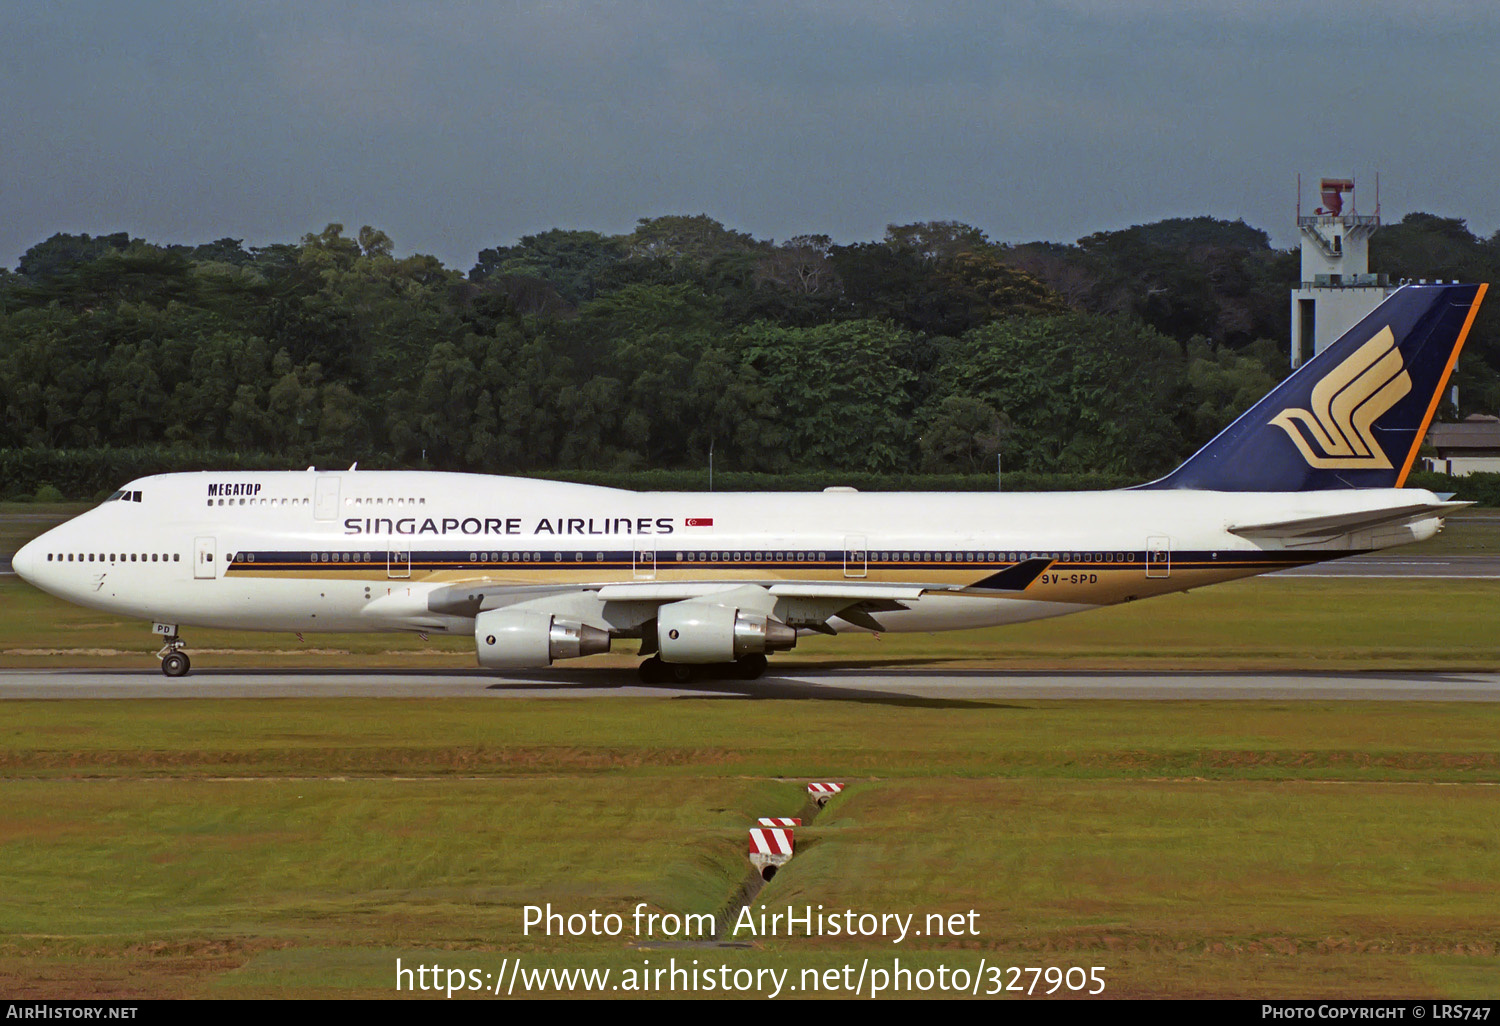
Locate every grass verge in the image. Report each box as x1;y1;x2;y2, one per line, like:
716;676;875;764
0;699;1497;998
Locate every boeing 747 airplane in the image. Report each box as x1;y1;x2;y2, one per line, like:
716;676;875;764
12;283;1487;681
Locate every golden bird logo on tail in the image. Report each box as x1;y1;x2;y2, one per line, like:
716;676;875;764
1270;326;1411;469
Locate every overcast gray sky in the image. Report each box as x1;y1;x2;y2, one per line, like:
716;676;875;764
2;0;1497;272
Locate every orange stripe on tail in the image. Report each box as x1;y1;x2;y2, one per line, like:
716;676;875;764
1397;282;1488;487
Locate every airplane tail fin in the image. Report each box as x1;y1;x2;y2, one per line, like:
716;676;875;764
1140;282;1487;492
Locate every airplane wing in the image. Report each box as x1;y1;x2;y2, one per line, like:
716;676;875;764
372;565;1050;637
368;555;1057;637
1227;501;1471;540
472;579;941;633
596;581;938;636
596;581;938;602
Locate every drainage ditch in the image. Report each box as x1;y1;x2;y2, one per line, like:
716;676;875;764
713;794;824;941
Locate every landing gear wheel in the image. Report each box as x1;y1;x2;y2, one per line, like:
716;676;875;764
156;632;190;677
733;654;768;680
639;656;696;684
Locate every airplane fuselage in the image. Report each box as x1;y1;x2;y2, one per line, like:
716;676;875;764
14;470;1441;639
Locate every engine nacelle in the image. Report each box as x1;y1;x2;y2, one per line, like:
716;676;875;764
475;608;611;669
657;601;797;664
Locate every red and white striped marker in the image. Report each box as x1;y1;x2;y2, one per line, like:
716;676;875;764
747;826;794;878
807;782;844;805
748;827;794;855
757;817;802;827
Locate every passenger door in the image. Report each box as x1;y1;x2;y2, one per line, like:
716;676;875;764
1146;535;1171;579
633;545;656;581
387;548;411;579
314;475;340;521
194;536;217;580
843;533;868;578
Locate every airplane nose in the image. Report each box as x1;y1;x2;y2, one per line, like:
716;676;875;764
12;537;41;584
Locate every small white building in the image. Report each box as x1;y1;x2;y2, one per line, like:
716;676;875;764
1290;177;1390;368
1421;416;1500;476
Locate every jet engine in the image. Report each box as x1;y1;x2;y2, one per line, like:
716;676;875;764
474;608;611;669
656;600;797;664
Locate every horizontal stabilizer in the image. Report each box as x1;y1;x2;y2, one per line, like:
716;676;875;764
1227;501;1471;540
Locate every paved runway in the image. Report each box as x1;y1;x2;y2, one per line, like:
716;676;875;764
1273;555;1500;578
3;667;1499;701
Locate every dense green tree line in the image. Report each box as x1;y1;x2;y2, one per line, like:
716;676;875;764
2;211;1497;499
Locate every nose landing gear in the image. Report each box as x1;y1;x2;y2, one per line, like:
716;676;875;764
157;633;191;677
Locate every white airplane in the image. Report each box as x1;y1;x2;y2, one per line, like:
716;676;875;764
12;283;1488;681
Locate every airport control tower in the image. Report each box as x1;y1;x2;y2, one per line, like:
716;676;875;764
1290;176;1389;368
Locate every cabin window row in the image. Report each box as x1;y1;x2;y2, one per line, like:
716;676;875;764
202;497;432;508
228;550;1145;566
207;498;309;507
444;550;1142;564
467;552;556;562
853;551;1139;563
47;553;179;563
667;552;833;563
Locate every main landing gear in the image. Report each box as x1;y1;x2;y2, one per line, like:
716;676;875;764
157;633;191;677
637;653;768;684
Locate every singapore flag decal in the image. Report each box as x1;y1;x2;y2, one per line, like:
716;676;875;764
685;517;714;528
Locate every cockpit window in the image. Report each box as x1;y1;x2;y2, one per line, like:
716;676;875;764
105;491;125;502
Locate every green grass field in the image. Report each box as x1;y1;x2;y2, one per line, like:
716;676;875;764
1;700;1497;998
